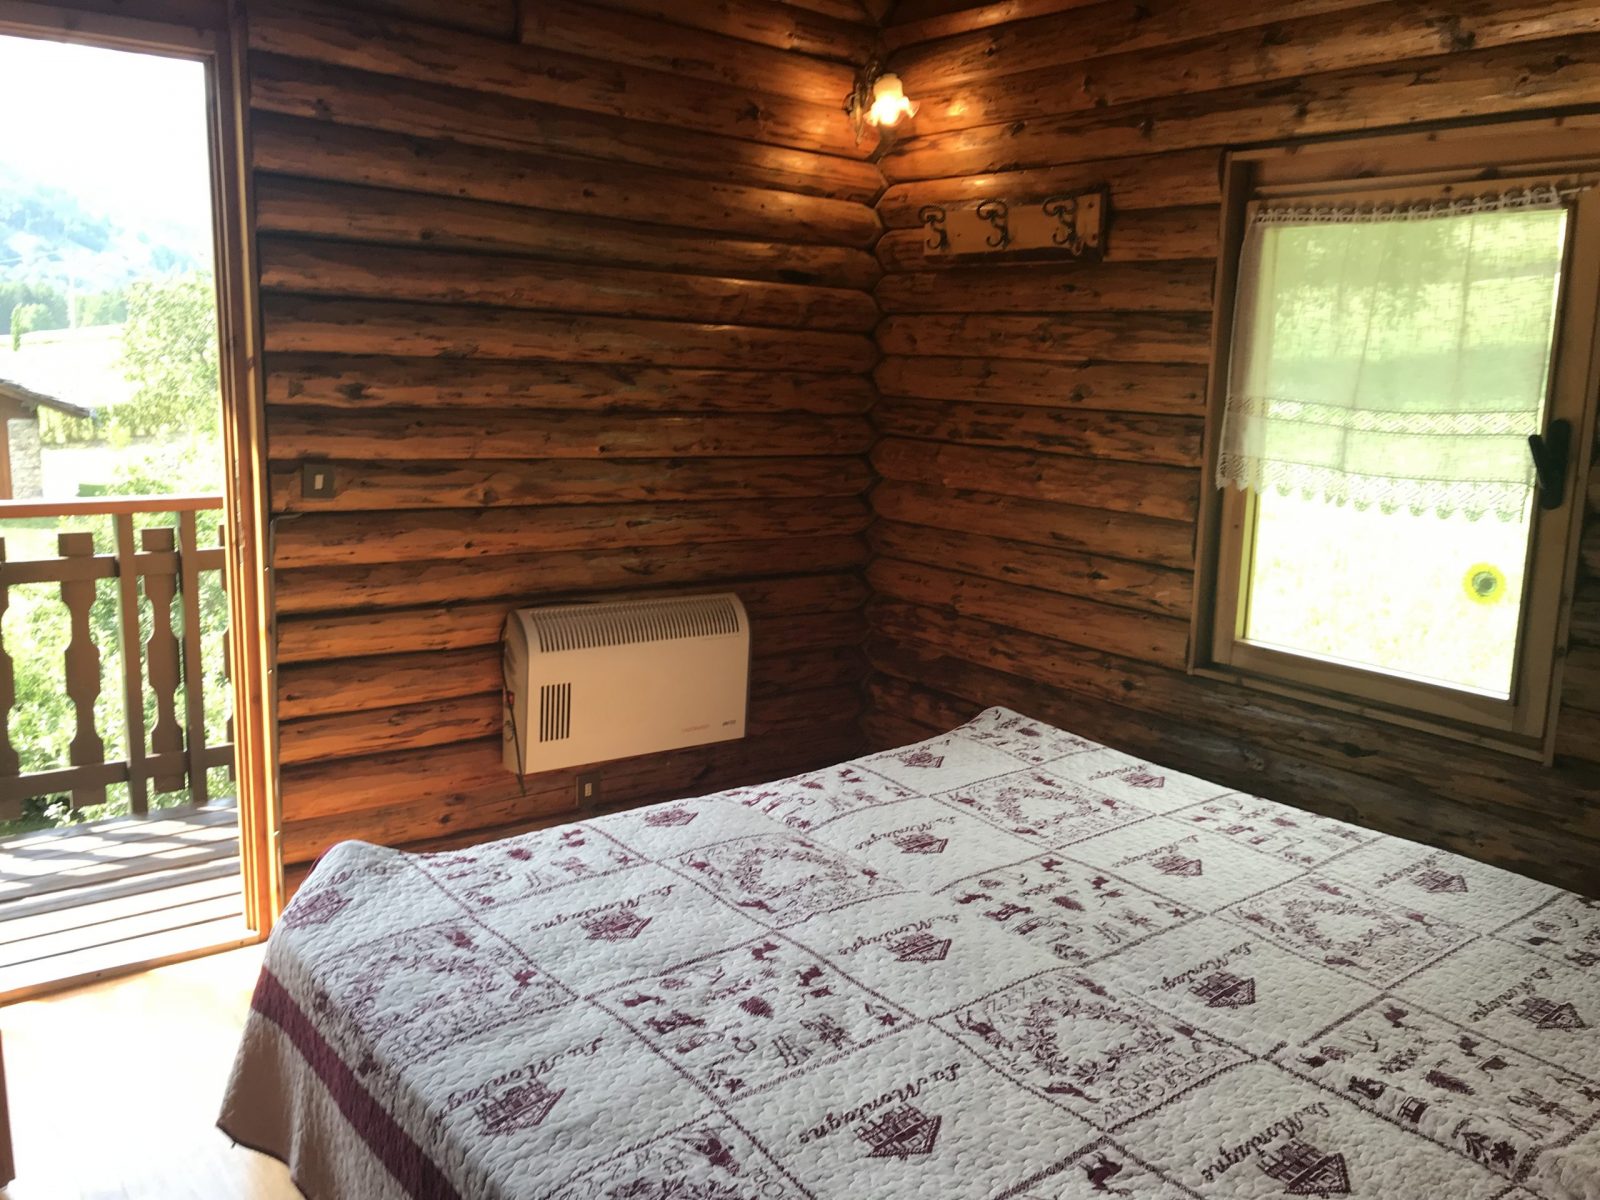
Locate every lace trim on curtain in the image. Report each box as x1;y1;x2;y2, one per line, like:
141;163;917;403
1217;454;1532;521
1226;395;1541;438
1253;184;1569;226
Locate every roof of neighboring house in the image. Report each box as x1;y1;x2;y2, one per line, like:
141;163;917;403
0;325;134;417
0;377;94;420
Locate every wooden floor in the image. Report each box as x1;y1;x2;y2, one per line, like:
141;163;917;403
0;945;298;1199
0;803;251;1000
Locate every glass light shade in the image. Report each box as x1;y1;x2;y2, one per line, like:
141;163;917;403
867;73;917;126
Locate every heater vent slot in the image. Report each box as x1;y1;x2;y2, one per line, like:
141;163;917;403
530;595;743;654
539;682;572;743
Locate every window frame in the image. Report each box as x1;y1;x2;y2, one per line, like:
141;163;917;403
1191;123;1600;762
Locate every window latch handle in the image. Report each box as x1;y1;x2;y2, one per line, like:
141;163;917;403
1527;419;1572;511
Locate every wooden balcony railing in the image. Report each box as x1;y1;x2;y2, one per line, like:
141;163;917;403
0;496;233;820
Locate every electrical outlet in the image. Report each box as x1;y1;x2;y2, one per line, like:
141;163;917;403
576;772;601;810
302;462;337;499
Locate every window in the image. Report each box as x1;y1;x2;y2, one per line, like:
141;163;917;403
1196;128;1600;756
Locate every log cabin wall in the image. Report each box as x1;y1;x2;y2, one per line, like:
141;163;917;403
865;0;1600;896
242;0;885;876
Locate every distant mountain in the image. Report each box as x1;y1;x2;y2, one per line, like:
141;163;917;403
0;161;207;293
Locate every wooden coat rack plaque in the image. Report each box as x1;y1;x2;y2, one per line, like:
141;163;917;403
918;187;1107;260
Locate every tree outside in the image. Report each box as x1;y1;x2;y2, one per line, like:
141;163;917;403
3;275;229;835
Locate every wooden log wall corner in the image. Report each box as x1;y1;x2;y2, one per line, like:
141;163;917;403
868;0;1600;898
243;0;884;879
115;0;1597;899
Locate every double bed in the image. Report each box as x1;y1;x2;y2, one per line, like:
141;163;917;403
220;707;1600;1199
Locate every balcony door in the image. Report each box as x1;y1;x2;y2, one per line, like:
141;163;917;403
0;2;275;999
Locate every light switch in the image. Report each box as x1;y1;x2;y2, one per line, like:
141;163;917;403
302;462;337;499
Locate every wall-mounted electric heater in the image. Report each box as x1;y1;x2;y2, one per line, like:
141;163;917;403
502;592;749;775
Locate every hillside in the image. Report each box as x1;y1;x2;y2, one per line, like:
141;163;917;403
0;161;206;296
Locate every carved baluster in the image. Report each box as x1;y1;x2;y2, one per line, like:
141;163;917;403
217;521;234;781
0;539;19;822
114;514;148;815
178;512;209;806
142;527;184;792
58;532;105;810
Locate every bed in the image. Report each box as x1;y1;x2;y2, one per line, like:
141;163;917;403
220;707;1600;1199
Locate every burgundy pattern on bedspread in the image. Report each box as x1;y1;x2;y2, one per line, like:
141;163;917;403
220;707;1600;1200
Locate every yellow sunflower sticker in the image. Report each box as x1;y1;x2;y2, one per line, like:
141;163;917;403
1463;563;1506;605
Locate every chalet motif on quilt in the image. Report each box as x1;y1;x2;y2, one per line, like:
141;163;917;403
220;708;1600;1200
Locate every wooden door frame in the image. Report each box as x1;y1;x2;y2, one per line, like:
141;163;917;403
0;0;281;933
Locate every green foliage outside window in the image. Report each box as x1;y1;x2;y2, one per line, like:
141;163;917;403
70;288;128;328
33;273;218;446
8;301;50;350
112;273;219;440
0;281;68;335
2;272;227;835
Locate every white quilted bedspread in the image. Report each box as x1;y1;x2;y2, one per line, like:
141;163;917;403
221;707;1600;1200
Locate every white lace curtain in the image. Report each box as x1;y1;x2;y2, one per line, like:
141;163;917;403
1217;188;1570;520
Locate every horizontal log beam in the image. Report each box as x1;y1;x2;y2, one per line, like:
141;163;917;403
861;710;943;752
249;0;869;158
272;534;867;615
516;0;857;105
259;237;878;332
585;0;875;65
871;519;1191;618
868;557;1189;667
874;356;1206;416
876;313;1211;365
871;481;1194;570
1564;648;1600;709
271;495;871;569
264;354;875;414
251;114;881;246
865;672;973;735
268;456;873;513
787;1;879;24
251;54;881;206
873;437;1199;522
266;408;874;463
261;297;880;372
354;0;514;37
904;0;1597;137
882;35;1600;182
873;396;1202;468
890;0;1379;89
875;260;1215;315
254;176;881;290
280;692;498;766
1555;706;1600;765
876;149;1221;229
883;0;1095;52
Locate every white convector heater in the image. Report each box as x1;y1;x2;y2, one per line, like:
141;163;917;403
502;592;749;775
